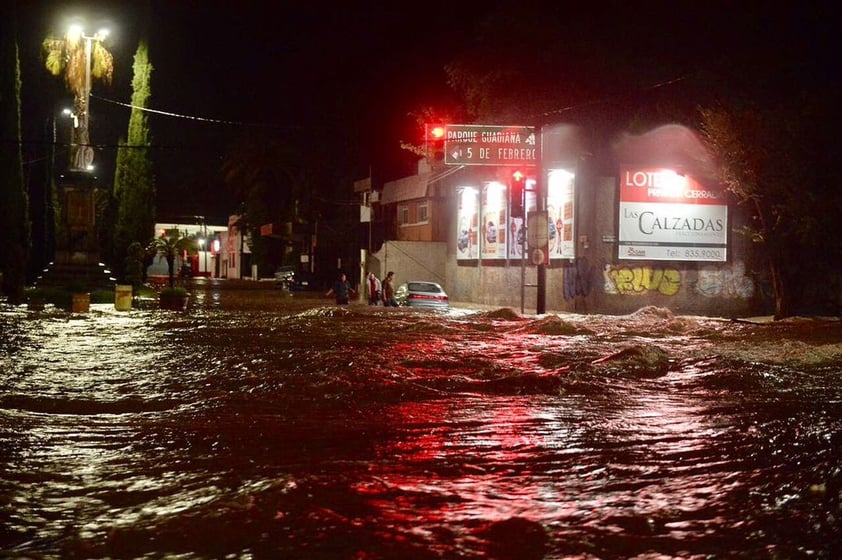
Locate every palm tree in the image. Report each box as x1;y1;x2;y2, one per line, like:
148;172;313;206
149;230;196;288
42;27;113;169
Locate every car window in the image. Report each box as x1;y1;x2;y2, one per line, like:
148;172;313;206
408;282;439;293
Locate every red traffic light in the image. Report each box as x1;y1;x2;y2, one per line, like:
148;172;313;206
429;125;445;139
510;170;525;217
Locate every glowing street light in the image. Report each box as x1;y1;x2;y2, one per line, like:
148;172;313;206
66;25;110;171
62;107;79;128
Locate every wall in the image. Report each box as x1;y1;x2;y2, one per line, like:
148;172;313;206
373;241;448;291
378;166;771;317
443;174;770;317
574;176;767;317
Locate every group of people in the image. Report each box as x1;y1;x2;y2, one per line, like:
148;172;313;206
365;271;398;307
325;271;398;306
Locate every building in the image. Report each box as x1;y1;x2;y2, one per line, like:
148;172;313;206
147;220;232;281
370;123;770;318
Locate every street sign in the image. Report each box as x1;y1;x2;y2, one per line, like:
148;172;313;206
527;210;549;266
444;124;537;166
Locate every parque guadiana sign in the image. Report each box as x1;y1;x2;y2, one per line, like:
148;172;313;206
444;124;537;167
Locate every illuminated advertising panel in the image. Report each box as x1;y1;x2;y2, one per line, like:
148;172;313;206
481;182;507;259
507;213;525;258
618;167;727;262
547;169;575;260
456;187;479;260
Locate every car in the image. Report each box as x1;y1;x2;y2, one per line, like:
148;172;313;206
288;271;316;291
395;281;449;309
274;266;295;288
274;267;316;291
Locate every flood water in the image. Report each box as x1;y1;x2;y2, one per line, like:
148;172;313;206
2;281;841;559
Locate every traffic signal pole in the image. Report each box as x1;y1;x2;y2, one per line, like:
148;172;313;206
536;124;547;314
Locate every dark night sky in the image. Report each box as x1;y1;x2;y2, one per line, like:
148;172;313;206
14;1;840;220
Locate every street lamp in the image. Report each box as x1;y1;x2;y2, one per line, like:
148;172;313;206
66;25;109;171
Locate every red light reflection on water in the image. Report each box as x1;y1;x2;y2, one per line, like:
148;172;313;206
354;397;578;532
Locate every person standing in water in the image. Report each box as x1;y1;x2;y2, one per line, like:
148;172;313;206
366;272;382;305
382;271;399;307
326;272;355;305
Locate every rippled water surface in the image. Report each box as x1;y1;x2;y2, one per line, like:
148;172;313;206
1;283;841;559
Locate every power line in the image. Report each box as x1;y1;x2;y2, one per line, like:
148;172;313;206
537;72;698;121
92;94;303;129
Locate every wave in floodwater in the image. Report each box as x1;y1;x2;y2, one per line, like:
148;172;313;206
1;294;841;559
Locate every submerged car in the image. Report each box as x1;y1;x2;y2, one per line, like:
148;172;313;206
395;281;449;309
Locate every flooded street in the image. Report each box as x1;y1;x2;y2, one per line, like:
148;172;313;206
1;282;841;559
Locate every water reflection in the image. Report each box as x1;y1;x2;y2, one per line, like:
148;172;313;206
1;287;840;559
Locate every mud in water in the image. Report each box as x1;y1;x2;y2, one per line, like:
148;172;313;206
1;284;841;559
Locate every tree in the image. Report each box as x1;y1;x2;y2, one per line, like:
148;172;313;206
149;230;196;288
112;39;156;279
0;4;30;304
699;92;841;319
42;25;113;170
222;131;304;276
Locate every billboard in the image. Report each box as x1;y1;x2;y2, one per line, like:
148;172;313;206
618;167;728;262
480;182;508;259
547;169;575;260
456;187;479;260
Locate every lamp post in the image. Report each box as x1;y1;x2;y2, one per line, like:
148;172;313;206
66;25;108;171
62;108;79;164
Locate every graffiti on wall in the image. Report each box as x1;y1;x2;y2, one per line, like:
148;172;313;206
604;265;682;296
603;261;755;298
695;261;755;299
562;258;593;300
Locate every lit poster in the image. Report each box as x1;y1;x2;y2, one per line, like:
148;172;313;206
481;182;507;259
547;169;575;260
456;187;479;260
507;215;525;258
618;166;728;262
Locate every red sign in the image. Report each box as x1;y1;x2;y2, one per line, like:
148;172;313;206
620;167;723;205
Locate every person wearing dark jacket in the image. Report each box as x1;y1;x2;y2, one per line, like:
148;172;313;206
382;271;398;307
326;273;355;305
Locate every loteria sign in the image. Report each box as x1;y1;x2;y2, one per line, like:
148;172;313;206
444;124;537;166
618;167;728;262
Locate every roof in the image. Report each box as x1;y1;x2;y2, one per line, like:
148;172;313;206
380;172;432;205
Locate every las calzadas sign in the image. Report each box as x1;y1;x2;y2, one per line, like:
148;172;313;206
618;166;728;262
444;124;536;166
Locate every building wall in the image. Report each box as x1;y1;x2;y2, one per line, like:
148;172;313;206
373;241;448;290
440;174;770;317
380;166;771;317
575;176;766;317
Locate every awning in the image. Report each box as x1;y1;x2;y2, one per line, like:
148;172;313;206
380;172;432;205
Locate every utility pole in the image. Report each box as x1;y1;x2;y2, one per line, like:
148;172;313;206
536;124;547;314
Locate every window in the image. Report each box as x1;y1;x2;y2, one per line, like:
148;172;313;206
398;205;409;225
418;202;429;223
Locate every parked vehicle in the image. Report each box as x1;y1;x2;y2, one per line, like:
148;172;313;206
395;281;449;309
273;267;315;291
274;266;296;289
